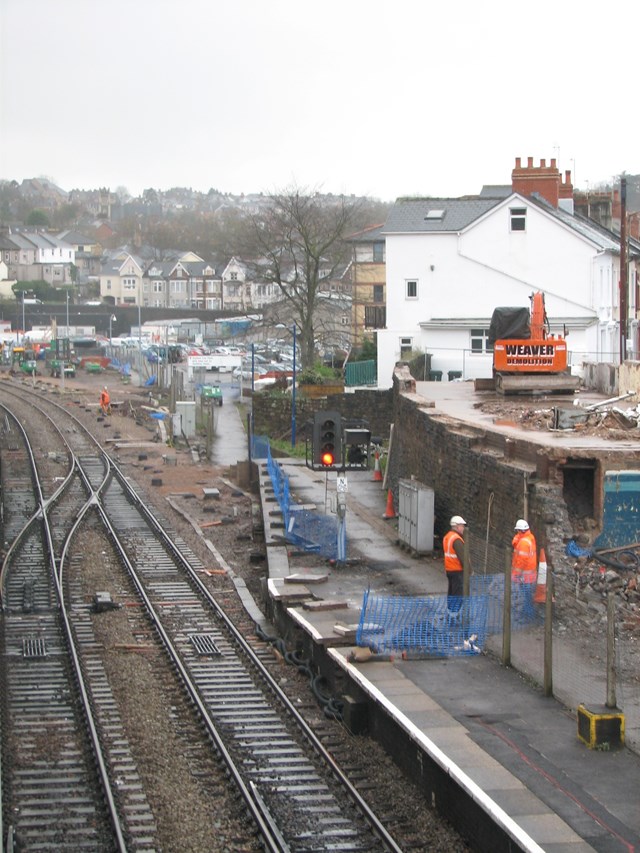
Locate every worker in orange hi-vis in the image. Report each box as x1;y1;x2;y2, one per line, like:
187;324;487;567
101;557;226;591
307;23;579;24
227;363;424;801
511;519;537;584
443;515;467;612
99;385;111;416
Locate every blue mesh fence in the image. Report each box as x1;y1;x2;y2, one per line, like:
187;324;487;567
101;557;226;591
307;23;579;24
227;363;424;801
252;435;338;560
356;574;543;658
470;573;542;632
356;589;489;657
252;435;271;460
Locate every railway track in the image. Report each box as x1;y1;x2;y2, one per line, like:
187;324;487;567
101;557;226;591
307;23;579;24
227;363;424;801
0;384;407;851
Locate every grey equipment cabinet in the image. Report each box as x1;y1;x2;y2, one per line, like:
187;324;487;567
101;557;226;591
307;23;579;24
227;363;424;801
398;478;435;553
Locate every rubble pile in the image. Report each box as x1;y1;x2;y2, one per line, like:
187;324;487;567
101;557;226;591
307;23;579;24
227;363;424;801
478;391;640;439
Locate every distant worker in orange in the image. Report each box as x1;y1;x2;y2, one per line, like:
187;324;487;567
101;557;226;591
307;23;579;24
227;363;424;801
511;519;537;584
100;385;111;416
443;515;467;612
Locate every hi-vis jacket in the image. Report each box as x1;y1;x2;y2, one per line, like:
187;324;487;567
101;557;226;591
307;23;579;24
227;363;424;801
443;530;464;573
511;530;537;582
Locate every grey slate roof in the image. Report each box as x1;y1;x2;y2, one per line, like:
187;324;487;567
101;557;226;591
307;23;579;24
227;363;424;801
381;198;501;233
346;223;386;243
0;234;20;250
527;194;629;255
479;184;512;198
382;192;636;257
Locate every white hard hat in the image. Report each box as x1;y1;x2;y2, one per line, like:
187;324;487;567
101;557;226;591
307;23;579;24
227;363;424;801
515;519;530;531
450;515;466;526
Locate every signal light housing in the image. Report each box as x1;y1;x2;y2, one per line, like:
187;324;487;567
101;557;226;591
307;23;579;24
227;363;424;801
311;410;342;470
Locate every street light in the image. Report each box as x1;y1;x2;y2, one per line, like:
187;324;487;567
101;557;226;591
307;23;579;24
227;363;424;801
66;291;70;331
275;322;297;447
109;314;116;345
291;325;297;447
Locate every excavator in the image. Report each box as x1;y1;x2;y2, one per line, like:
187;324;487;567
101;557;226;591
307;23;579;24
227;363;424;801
489;291;581;395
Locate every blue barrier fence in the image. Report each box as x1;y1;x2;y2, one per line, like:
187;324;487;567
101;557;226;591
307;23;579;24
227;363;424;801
356;574;543;657
357;589;488;657
252;435;338;560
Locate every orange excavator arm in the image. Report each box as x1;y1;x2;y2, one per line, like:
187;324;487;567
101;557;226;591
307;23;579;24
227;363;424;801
529;291;549;340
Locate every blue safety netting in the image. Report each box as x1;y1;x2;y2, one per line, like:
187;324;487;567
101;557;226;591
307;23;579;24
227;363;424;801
356;574;543;657
252;435;338;560
356;589;488;657
470;573;542;632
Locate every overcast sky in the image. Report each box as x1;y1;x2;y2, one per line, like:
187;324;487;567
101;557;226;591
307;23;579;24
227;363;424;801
1;0;638;202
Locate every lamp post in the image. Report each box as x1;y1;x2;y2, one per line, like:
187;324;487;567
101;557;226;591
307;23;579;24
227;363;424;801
109;314;116;346
138;301;143;386
22;292;25;340
291;324;297;448
66;291;70;332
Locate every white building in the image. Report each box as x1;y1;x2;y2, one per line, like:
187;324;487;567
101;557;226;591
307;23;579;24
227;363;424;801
377;160;640;388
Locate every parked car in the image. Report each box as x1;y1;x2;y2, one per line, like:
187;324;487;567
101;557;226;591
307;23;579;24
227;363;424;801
232;366;267;381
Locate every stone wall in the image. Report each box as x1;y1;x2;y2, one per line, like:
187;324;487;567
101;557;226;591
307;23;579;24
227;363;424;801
386;380;559;571
251;388;394;445
583;361;619;396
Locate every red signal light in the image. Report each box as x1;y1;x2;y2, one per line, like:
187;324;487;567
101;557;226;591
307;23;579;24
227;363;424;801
321;451;335;467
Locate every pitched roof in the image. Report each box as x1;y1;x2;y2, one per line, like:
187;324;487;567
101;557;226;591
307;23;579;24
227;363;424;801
526;194;628;254
345;223;386;243
382;198;501;233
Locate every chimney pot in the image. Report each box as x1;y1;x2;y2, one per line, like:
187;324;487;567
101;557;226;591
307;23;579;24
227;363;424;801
515;157;521;168
541;159;546;168
551;158;556;169
527;157;533;167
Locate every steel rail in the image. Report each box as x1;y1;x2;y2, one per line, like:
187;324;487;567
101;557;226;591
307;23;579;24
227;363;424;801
1;383;403;852
0;401;128;852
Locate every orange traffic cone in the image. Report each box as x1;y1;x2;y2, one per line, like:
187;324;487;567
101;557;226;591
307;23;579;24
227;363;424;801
372;451;383;482
383;489;396;519
534;548;547;603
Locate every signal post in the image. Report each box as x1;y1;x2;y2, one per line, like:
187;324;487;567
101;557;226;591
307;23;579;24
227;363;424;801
307;410;370;563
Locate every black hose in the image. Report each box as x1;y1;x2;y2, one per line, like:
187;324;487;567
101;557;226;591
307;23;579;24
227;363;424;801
592;548;640;573
256;623;344;722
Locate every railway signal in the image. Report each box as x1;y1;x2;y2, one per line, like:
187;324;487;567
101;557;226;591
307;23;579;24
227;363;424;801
312;410;342;470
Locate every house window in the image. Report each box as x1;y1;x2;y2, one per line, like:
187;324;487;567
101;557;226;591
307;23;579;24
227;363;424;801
470;328;493;354
400;337;413;358
510;207;527;232
230;271;238;280
373;285;384;303
340;315;349;325
373;241;385;262
406;279;418;299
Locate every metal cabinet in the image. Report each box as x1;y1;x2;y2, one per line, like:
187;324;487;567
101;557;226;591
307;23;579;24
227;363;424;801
398;478;434;553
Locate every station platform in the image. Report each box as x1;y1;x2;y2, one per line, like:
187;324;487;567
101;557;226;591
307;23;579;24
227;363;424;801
256;457;640;853
208;383;640;852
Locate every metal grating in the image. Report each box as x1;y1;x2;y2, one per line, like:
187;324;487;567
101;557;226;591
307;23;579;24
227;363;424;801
22;636;47;658
189;633;222;656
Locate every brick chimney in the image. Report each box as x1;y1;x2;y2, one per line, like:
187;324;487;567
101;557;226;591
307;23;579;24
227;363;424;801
511;157;573;210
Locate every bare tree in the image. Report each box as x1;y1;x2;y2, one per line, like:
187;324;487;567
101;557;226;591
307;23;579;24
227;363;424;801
249;187;361;369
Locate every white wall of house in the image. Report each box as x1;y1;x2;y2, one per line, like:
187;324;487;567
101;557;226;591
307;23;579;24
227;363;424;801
377;194;622;389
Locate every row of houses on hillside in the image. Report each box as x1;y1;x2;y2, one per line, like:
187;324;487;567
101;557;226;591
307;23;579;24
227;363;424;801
347;157;640;388
0;230;77;288
99;253;284;311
